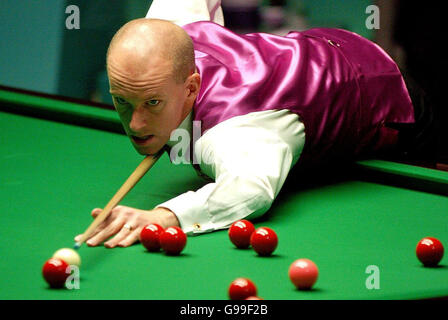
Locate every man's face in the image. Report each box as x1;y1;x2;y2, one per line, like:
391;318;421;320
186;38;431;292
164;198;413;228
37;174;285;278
108;57;188;155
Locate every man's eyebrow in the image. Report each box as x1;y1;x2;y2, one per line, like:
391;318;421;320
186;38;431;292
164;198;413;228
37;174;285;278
145;93;163;99
109;91;163;99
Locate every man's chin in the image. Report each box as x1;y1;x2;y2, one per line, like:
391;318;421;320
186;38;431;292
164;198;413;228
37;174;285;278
133;144;164;156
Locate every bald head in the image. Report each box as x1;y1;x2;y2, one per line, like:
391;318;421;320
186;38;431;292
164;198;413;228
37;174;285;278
107;18;195;83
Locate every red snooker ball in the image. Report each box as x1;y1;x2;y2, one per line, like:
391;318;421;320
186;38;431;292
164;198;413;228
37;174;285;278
140;223;164;252
228;278;257;300
288;258;319;290
250;227;278;256
42;258;70;288
416;237;444;267
228;220;255;249
159;226;187;255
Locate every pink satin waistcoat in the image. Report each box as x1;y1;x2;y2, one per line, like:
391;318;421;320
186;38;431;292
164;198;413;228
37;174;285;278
182;22;415;167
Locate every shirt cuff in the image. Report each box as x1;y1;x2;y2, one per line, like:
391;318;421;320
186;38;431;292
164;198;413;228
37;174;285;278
155;183;216;235
155;175;274;236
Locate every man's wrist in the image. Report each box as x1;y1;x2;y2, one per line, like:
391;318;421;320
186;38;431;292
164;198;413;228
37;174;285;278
154;207;180;228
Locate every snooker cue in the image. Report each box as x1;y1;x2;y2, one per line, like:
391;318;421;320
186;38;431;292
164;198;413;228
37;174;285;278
74;151;163;250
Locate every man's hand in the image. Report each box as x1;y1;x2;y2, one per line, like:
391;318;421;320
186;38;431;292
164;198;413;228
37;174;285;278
74;206;180;248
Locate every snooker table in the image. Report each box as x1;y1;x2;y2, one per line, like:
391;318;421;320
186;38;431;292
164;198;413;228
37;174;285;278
1;86;447;301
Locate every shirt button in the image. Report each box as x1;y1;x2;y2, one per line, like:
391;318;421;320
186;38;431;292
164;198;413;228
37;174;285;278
193;223;201;231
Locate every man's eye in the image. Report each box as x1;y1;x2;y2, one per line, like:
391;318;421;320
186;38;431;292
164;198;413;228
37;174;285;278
147;99;160;106
115;97;128;104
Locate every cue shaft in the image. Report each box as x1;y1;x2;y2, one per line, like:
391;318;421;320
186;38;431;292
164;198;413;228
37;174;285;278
75;152;163;248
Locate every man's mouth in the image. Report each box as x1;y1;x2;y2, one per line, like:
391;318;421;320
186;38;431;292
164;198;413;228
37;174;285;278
131;134;155;146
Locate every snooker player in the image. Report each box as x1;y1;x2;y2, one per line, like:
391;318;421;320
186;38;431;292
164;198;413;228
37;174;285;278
75;0;432;248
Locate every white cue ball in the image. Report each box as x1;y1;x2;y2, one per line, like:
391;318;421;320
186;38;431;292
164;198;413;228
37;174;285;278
52;248;81;267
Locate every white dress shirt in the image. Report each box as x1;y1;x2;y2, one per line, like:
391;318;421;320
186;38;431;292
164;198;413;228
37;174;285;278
147;0;306;235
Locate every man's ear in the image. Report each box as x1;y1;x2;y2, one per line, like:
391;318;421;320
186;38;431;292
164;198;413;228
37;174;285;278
185;72;201;99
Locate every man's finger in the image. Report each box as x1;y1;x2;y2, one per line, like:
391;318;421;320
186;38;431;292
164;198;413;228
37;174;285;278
91;208;102;217
104;223;137;248
86;219;125;247
74;208;115;242
117;229;141;248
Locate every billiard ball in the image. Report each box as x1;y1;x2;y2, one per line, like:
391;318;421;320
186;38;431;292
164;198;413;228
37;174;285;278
228;220;255;249
42;258;70;288
140;223;164;252
416;237;444;267
288;258;319;290
52;248;81;267
250;227;278;256
159;226;187;255
228;278;257;300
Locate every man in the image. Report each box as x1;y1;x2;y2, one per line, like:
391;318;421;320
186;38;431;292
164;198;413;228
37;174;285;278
75;0;422;248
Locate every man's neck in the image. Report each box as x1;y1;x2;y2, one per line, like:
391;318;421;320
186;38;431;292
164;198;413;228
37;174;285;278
166;110;193;149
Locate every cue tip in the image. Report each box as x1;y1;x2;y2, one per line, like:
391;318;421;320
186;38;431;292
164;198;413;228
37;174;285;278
73;242;81;250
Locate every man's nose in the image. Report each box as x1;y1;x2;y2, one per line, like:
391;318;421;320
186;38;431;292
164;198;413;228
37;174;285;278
129;106;148;133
